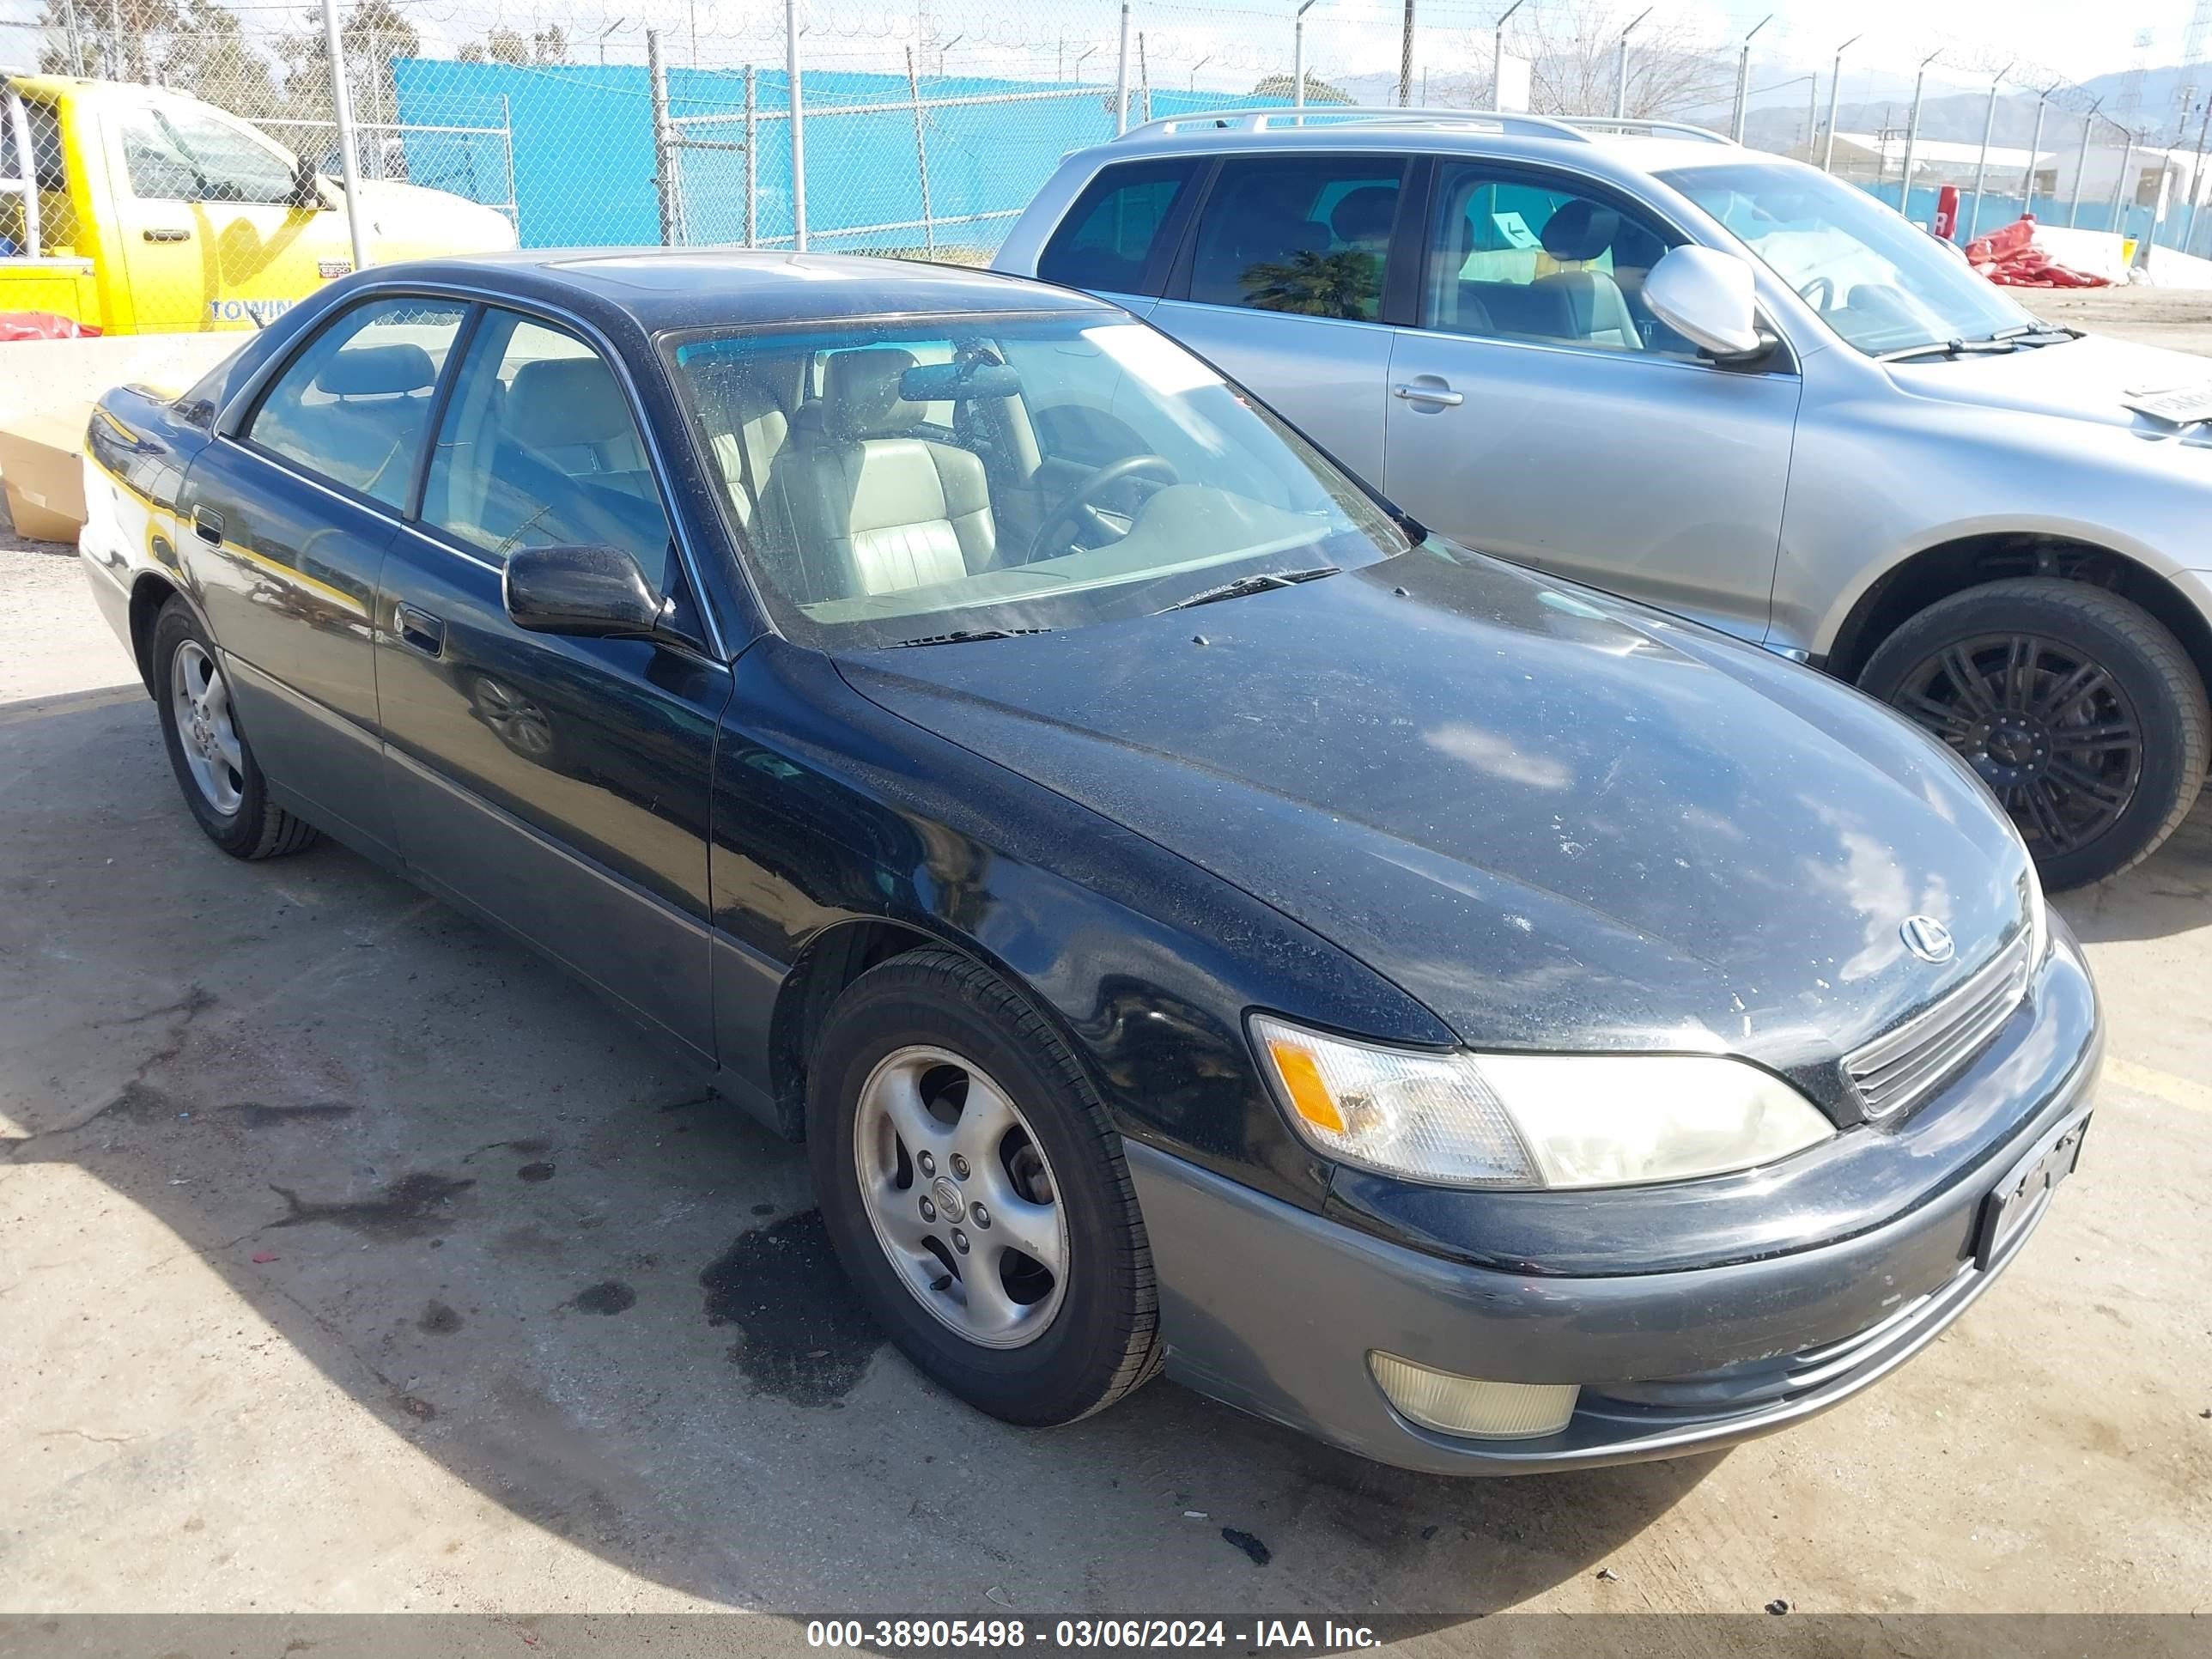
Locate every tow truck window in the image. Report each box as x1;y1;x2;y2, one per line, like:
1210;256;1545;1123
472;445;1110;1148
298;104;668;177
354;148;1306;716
119;108;296;206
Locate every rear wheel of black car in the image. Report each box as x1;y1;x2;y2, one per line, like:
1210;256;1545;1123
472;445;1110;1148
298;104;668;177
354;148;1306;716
151;601;319;861
807;948;1162;1425
1859;578;2209;890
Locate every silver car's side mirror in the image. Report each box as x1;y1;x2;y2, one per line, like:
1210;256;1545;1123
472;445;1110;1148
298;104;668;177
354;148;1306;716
1644;245;1765;360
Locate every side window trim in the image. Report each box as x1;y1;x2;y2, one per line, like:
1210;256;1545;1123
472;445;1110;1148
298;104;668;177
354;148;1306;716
404;301;486;521
1158;158;1222;302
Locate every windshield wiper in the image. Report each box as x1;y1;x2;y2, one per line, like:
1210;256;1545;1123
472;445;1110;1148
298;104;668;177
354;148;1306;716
1156;565;1340;614
1877;337;2024;362
886;627;1049;647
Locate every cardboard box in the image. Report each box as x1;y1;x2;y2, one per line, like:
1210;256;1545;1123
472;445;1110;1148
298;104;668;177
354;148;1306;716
0;403;88;542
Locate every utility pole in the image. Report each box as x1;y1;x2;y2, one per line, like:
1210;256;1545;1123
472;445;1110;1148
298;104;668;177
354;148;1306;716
1491;0;1525;110
1822;33;1859;173
1614;8;1649;121
1966;60;2012;240
1898;47;1942;213
1397;0;1414;106
1731;15;1771;143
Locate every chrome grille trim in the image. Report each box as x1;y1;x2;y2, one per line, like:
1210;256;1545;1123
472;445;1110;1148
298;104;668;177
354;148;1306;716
1845;930;2034;1121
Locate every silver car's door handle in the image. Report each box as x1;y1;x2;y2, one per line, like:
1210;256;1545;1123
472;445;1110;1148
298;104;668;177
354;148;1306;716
1392;382;1464;407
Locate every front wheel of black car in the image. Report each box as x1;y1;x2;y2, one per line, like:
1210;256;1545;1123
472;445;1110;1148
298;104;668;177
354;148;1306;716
1860;578;2209;890
807;948;1162;1425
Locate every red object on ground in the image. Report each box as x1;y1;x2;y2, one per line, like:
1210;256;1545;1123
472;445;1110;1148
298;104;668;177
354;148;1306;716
0;312;98;340
1961;215;2112;289
1933;185;1960;241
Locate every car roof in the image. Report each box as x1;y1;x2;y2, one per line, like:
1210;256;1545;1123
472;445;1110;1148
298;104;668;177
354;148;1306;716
350;248;1118;336
1072;109;1764;191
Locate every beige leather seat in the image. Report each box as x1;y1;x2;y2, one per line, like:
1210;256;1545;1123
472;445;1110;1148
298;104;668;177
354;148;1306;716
689;361;793;535
1530;199;1641;351
775;348;996;601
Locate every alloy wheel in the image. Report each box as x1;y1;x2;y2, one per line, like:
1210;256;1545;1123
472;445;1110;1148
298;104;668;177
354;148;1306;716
851;1043;1070;1350
170;640;246;816
1891;632;2143;857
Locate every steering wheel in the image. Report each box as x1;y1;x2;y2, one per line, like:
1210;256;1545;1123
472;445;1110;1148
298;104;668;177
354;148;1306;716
1024;454;1179;564
1797;274;1837;312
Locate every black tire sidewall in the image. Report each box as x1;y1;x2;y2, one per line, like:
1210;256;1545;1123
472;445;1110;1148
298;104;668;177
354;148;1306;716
151;602;274;857
806;955;1141;1426
1861;586;2206;889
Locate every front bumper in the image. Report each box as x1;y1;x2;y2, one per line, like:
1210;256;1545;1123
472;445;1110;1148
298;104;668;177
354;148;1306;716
1129;935;2101;1475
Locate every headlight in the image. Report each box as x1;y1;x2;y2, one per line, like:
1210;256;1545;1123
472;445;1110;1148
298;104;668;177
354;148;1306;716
1250;1014;1834;1189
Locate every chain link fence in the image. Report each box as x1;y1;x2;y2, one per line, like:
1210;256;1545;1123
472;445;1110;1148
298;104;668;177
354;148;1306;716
0;0;2202;328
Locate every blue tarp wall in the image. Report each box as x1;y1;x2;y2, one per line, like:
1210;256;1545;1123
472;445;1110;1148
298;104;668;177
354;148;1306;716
392;58;1273;251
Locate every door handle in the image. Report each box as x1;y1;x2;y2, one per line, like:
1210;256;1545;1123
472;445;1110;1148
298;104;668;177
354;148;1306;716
1393;381;1464;407
394;603;446;658
191;505;223;544
143;227;192;242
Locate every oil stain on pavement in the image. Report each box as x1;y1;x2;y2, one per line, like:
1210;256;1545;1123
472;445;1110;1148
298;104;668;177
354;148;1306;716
569;1280;636;1316
700;1209;882;1407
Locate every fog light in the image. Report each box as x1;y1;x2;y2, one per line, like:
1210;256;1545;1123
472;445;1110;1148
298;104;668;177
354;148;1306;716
1368;1352;1579;1440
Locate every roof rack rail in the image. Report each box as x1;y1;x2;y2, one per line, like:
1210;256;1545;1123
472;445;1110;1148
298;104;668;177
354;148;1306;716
1551;115;1735;143
1114;106;1595;143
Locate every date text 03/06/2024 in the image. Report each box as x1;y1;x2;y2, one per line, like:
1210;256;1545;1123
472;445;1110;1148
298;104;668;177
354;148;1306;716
805;1620;1382;1650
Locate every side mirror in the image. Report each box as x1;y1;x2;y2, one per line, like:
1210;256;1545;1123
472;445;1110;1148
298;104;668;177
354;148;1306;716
504;544;673;639
288;156;330;211
1644;245;1767;361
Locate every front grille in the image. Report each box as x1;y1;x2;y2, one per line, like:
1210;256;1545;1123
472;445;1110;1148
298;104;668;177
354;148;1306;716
1844;930;2034;1121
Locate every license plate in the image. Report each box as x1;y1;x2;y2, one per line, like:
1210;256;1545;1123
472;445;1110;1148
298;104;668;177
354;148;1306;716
1973;1113;2090;1269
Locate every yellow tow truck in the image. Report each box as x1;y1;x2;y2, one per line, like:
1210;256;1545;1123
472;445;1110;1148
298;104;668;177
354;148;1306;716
0;74;517;334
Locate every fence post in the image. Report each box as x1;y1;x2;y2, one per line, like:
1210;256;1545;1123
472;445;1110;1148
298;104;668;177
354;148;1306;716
2110;127;2136;236
906;47;935;255
2186;96;2211;256
787;0;806;250
1115;2;1130;134
2024;88;2050;218
501;93;519;242
1899;48;1938;209
1966;62;2009;242
2070;107;2096;227
319;0;369;271
1139;32;1151;122
1823;35;1858;173
744;64;757;250
647;29;680;246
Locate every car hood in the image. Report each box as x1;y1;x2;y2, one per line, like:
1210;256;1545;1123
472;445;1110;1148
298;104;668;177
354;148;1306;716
1886;330;2212;443
836;548;2032;1074
345;179;520;254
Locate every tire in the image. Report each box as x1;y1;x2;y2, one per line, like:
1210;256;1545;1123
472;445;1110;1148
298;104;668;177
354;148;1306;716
806;947;1162;1426
150;600;319;862
1858;578;2209;890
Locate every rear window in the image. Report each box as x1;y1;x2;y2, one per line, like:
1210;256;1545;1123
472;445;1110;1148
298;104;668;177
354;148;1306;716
1036;160;1199;296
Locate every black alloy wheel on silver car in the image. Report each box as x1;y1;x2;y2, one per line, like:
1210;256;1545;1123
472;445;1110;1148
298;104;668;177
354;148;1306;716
1860;578;2209;890
806;948;1163;1425
150;600;319;861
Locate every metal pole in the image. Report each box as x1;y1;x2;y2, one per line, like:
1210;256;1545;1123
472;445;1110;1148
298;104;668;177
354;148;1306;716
2186;94;2212;254
1294;0;1319;108
1822;34;1858;173
647;28;681;246
1966;61;2010;241
1731;15;1771;143
1899;48;1940;216
1491;0;1525;110
744;63;757;248
319;0;369;270
1139;33;1152;121
2111;125;2136;235
501;93;518;241
786;0;805;250
2070;103;2100;226
1114;1;1130;133
104;0;119;81
61;0;82;77
905;47;933;255
2024;88;2051;218
1614;7;1648;120
1397;0;1413;106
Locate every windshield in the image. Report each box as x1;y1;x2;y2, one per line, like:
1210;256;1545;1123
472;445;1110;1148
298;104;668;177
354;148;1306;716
666;310;1409;650
1657;161;2037;357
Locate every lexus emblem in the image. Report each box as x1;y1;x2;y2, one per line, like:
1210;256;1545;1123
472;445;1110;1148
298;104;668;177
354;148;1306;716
1901;915;1955;964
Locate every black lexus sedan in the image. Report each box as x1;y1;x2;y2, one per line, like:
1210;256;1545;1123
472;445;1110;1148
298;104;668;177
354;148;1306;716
78;251;2100;1474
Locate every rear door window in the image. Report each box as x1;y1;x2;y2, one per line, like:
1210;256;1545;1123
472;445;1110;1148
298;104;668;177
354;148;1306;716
1184;154;1406;320
246;296;467;507
1037;159;1200;296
